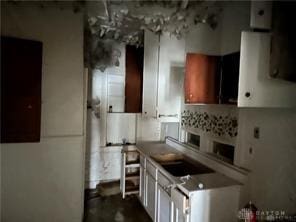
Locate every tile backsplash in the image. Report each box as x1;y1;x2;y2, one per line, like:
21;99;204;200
181;105;238;141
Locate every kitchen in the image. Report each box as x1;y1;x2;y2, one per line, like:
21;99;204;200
1;1;296;222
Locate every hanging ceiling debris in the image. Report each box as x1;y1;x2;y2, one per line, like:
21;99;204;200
86;0;222;71
87;0;221;45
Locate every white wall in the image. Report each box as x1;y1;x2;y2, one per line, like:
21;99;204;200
185;1;250;56
185;22;222;55
85;44;131;188
1;3;85;222
220;1;250;55
238;108;296;213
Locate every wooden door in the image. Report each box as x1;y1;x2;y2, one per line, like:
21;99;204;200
125;45;144;113
1;36;42;143
184;53;220;104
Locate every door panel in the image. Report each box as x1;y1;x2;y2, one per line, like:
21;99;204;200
125;45;144;112
143;31;159;117
157;185;171;222
184;53;220;104
146;173;157;221
1;36;42;143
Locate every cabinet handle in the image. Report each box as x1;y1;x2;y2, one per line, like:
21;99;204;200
158;114;178;118
189;94;193;98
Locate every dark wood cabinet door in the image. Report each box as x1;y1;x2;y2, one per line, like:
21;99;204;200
184;53;220;104
125;45;144;113
1;36;42;143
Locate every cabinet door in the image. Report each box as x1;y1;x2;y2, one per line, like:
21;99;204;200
125;45;144;113
139;166;146;206
238;32;296;107
1;36;42;143
172;205;189;222
157;184;171;222
146;172;157;221
220;52;240;104
142;30;159;118
157;33;185;122
184;53;220;104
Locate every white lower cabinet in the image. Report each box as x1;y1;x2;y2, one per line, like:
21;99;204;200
157;184;171;222
172;207;188;222
139;165;146;206
146;172;157;221
138;157;240;222
171;188;189;222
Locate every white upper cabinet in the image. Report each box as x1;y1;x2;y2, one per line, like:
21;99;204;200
143;31;185;121
238;31;296;107
158;33;185;122
250;1;272;30
142;30;159;118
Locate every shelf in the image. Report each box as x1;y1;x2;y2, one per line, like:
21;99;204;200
125;180;139;193
125;163;140;168
125;190;139;195
125;175;140;180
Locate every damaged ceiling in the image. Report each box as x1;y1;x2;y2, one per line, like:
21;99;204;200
4;0;222;71
86;0;222;71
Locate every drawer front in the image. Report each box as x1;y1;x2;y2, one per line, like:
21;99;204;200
158;171;172;190
146;160;157;180
140;155;146;167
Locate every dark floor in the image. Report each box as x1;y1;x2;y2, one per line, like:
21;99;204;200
83;182;152;222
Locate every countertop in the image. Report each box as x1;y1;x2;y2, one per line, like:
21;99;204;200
135;141;241;194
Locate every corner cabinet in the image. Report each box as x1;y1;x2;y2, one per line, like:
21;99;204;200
238;31;296;107
184;53;220;104
142;31;185;121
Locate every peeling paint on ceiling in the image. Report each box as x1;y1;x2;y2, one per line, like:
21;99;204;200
86;0;222;70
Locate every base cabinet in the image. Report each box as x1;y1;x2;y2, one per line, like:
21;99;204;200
137;156;240;222
172;206;189;222
139;166;146;205
157;184;171;222
146;173;157;221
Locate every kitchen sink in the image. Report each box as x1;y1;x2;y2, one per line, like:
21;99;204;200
150;153;184;163
150;153;214;177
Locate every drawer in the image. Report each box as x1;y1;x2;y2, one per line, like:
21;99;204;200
158;171;172;190
140;155;145;167
146;160;157;180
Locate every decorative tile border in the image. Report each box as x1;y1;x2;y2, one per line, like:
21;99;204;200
181;110;238;138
